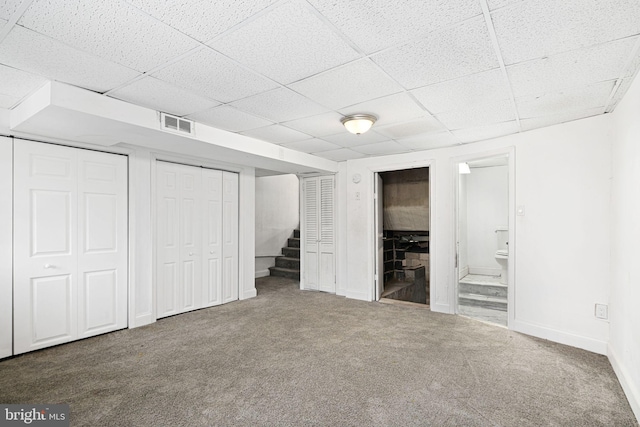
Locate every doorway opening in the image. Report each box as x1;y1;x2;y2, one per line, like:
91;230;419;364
456;156;509;326
376;167;430;306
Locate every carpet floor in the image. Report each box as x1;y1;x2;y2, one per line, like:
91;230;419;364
0;276;636;426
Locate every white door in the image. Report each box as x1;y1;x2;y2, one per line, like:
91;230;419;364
202;168;223;307
14;140;127;355
302;176;335;293
222;171;239;303
303;177;319;291
375;173;384;301
156;162;238;318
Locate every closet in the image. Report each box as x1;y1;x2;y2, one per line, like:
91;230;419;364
156;161;238;318
13;140;128;355
301;175;335;293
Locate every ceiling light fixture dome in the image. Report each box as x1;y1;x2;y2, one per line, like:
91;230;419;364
341;114;377;135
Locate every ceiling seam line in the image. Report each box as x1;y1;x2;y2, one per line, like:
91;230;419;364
0;0;35;44
478;0;522;132
603;35;640;112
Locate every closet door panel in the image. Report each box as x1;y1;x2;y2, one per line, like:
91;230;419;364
202;169;223;307
14;141;78;354
318;176;335;293
303;177;319;291
179;165;202;311
156;162;181;318
77;150;128;338
222;172;239;303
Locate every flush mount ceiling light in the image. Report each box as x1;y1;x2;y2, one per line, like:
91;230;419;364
341;114;377;135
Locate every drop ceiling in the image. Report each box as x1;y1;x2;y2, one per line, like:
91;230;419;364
1;0;639;161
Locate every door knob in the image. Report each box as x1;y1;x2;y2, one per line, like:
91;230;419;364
189;252;194;256
210;251;214;254
44;264;55;269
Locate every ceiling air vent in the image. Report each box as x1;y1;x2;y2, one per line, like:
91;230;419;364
161;113;194;136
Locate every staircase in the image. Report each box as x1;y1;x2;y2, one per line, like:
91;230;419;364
269;229;300;280
458;275;507;312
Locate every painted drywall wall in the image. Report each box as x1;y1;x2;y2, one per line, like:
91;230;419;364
341;112;612;354
466;165;508;275
610;74;640;420
255;174;299;277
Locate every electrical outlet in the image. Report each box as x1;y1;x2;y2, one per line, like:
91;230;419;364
595;304;608;320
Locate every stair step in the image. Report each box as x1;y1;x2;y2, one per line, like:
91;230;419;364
288;237;300;248
293;229;300;238
459;282;507;298
275;256;300;269
459;293;507;311
269;266;300;280
282;247;300;258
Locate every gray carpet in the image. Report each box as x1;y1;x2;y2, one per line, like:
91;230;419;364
0;276;636;426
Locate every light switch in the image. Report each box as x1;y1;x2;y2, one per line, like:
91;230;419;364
595;304;608;320
355;191;360;201
517;205;525;216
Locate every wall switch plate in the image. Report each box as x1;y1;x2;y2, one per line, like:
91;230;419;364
595;303;608;320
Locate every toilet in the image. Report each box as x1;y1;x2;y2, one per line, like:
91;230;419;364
495;227;508;285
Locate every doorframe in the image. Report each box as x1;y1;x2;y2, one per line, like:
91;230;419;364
149;151;249;321
368;159;435;304
451;146;516;327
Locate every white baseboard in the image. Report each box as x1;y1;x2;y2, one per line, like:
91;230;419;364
431;303;453;314
255;269;270;278
511;319;607;355
459;266;469;280
609;345;640;423
346;290;370;301
241;288;257;300
469;266;501;276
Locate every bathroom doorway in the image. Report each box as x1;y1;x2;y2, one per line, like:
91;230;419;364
376;167;430;306
456;155;510;326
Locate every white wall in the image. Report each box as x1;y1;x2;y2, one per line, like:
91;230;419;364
609;75;640;420
458;173;468;279
466;165;508;274
0;136;12;358
255;174;299;277
341;112;612;354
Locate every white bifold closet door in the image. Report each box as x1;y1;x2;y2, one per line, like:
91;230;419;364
156;161;238;319
13;140;128;355
302;175;335;293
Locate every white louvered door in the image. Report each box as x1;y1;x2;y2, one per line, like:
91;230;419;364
156;161;238;319
14;141;127;355
302;176;335;293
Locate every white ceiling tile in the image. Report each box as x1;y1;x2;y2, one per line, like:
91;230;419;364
241;124;311;144
230;88;329;122
0;26;140;92
0;93;19;108
0;63;47;101
0;0;21;20
152;48;278;103
127;0;278;43
396;131;460;151
0;17;6;31
492;0;640;65
108;77;220;116
436;99;515;130
376;117;446;139
452;121;519;143
322;130;389;147
186;105;273;132
339;93;427;127
282;112;345;137
508;37;638;98
411;68;510;114
289;59;403;110
486;0;523;11
352;141;410;156
516;81;615;119
209;1;359;84
281;138;341;154
372;17;499;89
520;107;604;132
313;148;367;161
18;0;200;72
307;0;482;54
